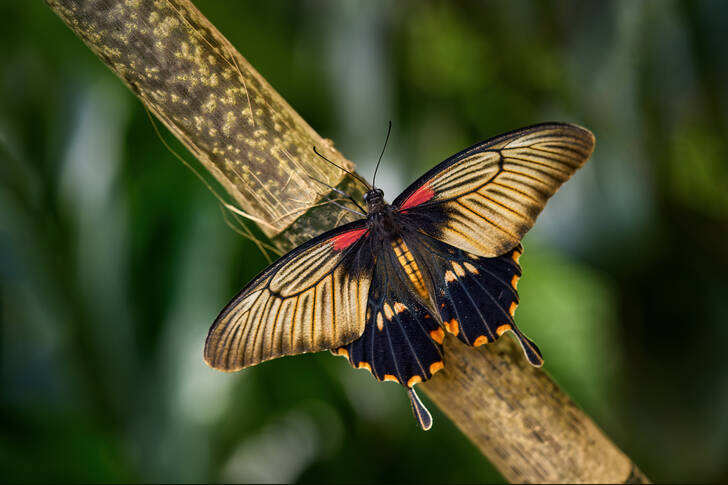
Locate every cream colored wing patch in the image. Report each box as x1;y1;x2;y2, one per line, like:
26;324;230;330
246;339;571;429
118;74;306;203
398;123;595;257
205;224;371;372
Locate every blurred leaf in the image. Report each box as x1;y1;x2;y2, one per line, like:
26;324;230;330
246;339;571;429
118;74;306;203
668;123;728;219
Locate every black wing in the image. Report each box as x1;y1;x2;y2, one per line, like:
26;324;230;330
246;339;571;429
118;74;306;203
405;231;543;367
331;235;445;430
205;220;373;371
393;123;594;257
333;242;445;388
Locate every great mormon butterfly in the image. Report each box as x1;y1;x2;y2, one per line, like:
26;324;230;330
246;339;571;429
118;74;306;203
204;122;595;430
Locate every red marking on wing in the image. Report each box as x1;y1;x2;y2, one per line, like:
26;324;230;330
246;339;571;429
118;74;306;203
399;182;435;211
332;228;368;251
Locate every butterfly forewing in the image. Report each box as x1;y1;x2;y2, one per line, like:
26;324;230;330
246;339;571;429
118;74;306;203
394;123;595;257
205;221;372;371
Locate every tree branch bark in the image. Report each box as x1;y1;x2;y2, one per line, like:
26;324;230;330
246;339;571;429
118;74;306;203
46;1;649;482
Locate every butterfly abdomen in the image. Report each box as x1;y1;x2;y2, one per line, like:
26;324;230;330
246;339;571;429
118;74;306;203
390;237;429;302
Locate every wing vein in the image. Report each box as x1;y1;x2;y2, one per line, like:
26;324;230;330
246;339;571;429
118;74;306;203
455;199;520;239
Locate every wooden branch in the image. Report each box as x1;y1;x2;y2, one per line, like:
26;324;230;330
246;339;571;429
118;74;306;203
46;0;363;241
425;336;649;483
46;1;649;482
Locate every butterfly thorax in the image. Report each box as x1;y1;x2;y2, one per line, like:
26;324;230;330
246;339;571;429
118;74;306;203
363;188;386;213
361;188;433;306
364;188;400;239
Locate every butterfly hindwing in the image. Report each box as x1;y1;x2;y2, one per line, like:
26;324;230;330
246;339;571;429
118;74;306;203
405;232;543;367
393;123;595;258
205;221;373;371
335;240;444;388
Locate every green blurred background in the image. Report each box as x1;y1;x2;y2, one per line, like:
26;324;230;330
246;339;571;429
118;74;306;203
2;1;727;482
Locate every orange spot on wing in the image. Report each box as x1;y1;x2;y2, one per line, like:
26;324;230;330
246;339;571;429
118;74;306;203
358;361;372;372
383;303;394;320
445;319;459;336
444;270;457;283
430;327;445;344
394;302;408;314
407;375;422;388
473;335;488;346
429;361;444;375
336;348;349;358
512;250;522;264
383;374;399;383
509;301;518;316
511;274;520;289
496;324;511;336
452;262;466;277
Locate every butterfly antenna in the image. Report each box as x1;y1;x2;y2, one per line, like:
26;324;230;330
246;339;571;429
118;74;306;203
312;146;371;191
306;174;367;214
371;120;392;189
322;197;366;218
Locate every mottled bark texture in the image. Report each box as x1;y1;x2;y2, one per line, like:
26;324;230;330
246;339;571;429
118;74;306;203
47;0;363;241
47;0;649;483
426;336;649;483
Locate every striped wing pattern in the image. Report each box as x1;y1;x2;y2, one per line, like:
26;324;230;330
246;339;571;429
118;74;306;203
205;222;372;371
394;123;595;257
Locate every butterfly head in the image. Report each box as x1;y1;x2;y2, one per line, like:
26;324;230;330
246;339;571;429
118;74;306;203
363;188;386;213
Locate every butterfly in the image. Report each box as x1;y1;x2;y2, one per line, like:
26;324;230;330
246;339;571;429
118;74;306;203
204;122;595;430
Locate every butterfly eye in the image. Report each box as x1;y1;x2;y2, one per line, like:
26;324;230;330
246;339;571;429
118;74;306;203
363;189;384;203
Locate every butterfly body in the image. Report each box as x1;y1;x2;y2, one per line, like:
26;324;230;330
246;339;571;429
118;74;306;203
205;123;595;430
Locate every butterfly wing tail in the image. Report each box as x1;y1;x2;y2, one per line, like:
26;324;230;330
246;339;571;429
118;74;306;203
509;325;544;367
411;235;543;367
407;388;433;431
